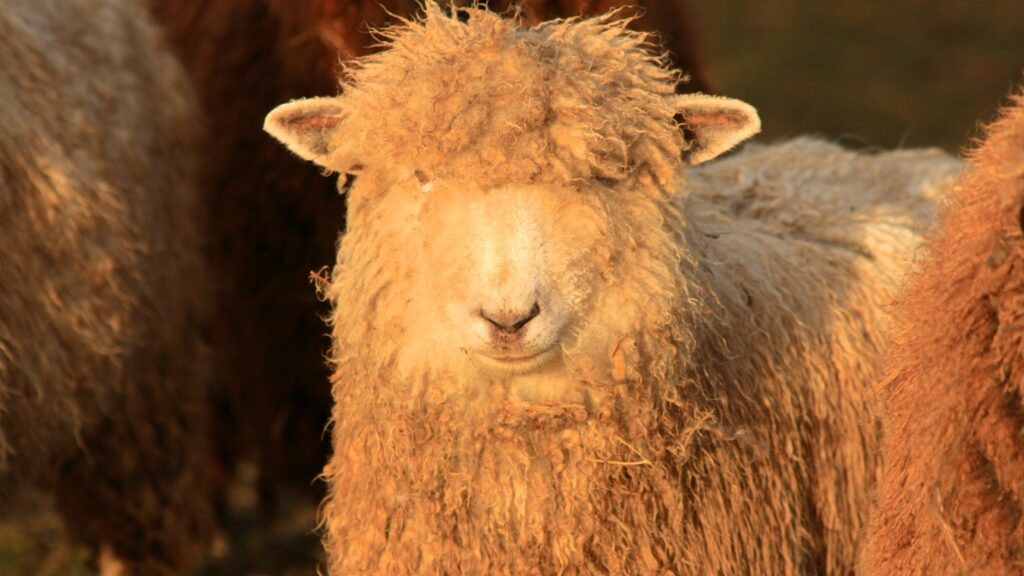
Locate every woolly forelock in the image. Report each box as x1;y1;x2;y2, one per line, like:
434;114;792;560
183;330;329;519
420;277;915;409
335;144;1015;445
326;3;686;191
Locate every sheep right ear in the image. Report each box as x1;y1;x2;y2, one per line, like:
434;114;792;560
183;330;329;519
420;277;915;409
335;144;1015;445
672;94;761;165
264;97;344;168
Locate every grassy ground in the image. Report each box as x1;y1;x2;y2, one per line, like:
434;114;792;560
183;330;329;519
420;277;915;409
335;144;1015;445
0;465;324;576
0;496;90;576
2;1;1021;574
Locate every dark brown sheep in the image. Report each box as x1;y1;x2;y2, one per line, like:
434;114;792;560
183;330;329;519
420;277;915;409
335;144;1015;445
0;0;211;573
863;88;1024;575
148;0;712;514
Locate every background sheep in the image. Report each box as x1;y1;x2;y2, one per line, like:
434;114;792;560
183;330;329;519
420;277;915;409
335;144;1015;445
146;0;711;516
0;0;211;573
862;89;1024;574
265;6;962;573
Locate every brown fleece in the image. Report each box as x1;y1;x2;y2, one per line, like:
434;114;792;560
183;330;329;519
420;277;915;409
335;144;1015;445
863;88;1024;576
0;0;211;573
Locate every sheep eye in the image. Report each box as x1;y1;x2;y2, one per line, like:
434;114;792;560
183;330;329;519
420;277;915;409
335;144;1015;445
340;173;357;195
414;170;433;192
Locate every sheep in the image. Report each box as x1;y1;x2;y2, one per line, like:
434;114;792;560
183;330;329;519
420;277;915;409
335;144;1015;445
263;5;963;574
861;89;1024;575
147;0;712;515
0;0;211;573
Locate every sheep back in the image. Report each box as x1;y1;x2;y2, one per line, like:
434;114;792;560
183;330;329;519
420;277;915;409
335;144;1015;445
677;137;962;574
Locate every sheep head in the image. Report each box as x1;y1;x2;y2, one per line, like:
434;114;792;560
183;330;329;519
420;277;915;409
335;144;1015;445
264;4;759;403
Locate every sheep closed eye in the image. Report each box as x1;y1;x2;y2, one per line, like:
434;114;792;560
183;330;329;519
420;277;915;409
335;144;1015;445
415;170;433;192
340;173;357;195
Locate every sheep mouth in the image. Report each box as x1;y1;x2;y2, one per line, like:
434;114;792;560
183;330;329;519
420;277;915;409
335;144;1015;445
475;347;559;374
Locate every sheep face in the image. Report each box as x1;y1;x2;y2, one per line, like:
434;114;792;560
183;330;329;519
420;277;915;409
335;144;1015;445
346;170;620;400
267;113;757;404
411;180;603;376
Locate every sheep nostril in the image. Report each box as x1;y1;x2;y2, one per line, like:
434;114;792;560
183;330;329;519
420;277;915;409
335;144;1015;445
480;302;541;334
513;302;542;331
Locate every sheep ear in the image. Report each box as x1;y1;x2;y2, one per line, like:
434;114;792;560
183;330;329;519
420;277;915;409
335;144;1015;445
264;97;344;168
673;94;761;165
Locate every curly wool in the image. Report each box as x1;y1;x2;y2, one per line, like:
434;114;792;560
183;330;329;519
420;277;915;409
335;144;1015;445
148;0;710;514
301;6;964;574
321;6;686;190
863;88;1024;575
0;0;211;572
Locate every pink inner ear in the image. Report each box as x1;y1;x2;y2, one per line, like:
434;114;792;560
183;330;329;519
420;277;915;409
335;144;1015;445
286;114;342;130
686;112;742;127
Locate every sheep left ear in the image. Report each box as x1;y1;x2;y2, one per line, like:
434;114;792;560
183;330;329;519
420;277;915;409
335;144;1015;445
672;94;761;165
264;97;345;169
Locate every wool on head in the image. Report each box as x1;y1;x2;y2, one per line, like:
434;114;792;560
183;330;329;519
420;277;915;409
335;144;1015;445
146;0;712;515
306;3;686;190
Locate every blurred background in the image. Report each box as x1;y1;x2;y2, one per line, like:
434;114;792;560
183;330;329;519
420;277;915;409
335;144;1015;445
1;1;1020;575
700;0;1023;151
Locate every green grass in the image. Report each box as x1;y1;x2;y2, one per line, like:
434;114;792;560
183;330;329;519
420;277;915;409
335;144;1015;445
0;497;90;576
1;470;322;576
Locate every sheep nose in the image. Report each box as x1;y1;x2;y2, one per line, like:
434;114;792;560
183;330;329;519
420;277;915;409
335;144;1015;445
480;302;541;334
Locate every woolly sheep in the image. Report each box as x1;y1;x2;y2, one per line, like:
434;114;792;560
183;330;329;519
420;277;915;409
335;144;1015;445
264;6;962;574
862;89;1024;574
147;0;712;514
0;0;211;573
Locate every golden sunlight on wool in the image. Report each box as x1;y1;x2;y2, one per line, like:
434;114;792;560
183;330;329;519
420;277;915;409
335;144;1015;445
265;4;963;574
147;0;711;518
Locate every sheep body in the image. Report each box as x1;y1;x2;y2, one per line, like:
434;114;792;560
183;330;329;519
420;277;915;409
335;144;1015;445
264;6;961;574
318;141;958;575
862;90;1024;575
0;0;210;572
